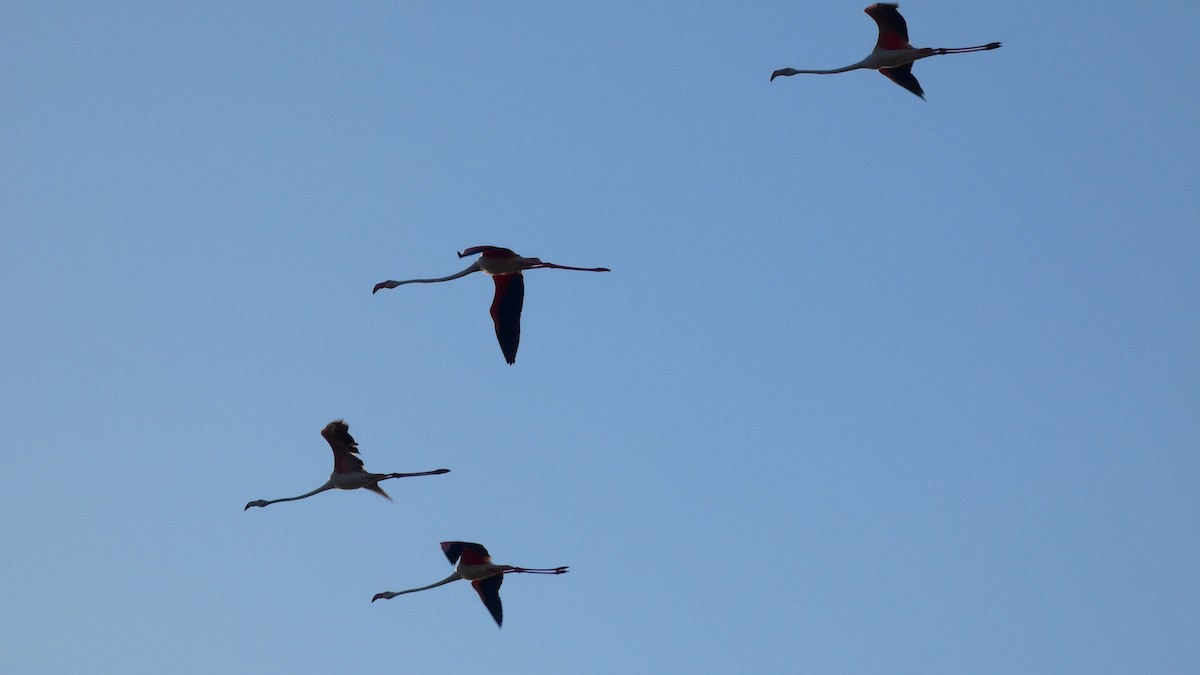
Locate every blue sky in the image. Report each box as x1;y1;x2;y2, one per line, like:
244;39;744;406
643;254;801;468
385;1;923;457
2;1;1197;673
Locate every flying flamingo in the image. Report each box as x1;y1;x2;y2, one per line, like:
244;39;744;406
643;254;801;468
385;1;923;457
244;420;449;510
373;246;610;364
770;3;1001;99
372;541;569;627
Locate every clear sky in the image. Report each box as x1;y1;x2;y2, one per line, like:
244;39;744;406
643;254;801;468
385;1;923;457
2;2;1198;673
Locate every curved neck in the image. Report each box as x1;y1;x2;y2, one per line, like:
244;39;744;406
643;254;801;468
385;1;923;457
801;66;862;75
258;483;333;507
393;572;462;595
399;262;481;283
790;59;870;75
374;261;482;292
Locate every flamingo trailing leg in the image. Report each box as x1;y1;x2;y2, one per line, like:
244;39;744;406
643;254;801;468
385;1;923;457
771;3;1001;99
373;246;609;364
372;541;569;627
244;420;449;510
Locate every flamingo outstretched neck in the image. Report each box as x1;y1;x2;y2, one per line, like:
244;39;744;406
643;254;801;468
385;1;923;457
371;542;569;627
243;420;450;510
373;246;609;364
372;261;482;293
770;4;1001;98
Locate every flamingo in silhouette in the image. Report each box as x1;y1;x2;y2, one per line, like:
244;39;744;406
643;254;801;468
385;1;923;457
373;246;610;364
244;420;449;510
372;541;568;627
770;3;1001;99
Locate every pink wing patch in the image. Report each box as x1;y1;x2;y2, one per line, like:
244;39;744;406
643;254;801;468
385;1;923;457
877;31;910;51
866;4;912;50
441;541;493;566
458;544;492;567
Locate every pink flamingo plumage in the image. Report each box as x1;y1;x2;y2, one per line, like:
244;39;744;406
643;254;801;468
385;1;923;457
373;246;609;364
372;541;569;627
771;3;1001;99
244;420;449;510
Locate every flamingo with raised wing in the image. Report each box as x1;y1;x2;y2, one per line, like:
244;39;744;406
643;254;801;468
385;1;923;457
771;3;1001;99
244;420;449;510
372;541;569;627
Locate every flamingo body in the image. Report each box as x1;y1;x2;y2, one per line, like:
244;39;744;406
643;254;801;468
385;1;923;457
373;246;609;364
243;420;450;510
770;3;1001;99
371;541;568;627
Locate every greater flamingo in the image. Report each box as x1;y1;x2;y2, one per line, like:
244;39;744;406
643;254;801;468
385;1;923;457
244;420;449;509
373;246;609;364
372;541;569;627
770;3;1001;99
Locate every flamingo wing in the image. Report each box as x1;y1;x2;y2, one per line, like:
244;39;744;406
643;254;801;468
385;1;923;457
866;3;912;50
489;273;524;365
441;541;493;566
472;575;505;627
459;245;517;258
880;63;925;99
321;419;368;474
